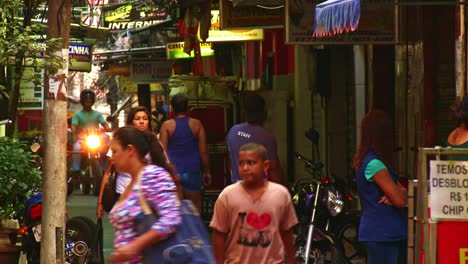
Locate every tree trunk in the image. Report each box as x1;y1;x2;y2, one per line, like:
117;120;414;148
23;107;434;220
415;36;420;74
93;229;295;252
41;0;71;263
6;53;26;136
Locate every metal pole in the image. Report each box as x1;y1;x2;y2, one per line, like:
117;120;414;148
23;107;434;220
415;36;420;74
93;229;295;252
42;0;71;263
414;150;423;264
456;0;466;96
420;148;430;264
407;179;416;264
304;182;321;264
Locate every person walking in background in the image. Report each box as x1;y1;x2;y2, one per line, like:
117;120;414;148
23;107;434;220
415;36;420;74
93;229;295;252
210;143;297;264
96;106;154;218
226;92;284;185
108;126;181;263
159;93;211;212
152;96;169;133
353;110;408;264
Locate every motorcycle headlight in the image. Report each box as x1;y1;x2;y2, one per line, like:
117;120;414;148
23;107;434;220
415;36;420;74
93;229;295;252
326;190;344;216
85;134;101;150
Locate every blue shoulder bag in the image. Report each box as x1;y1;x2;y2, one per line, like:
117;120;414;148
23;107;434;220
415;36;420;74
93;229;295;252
135;183;215;264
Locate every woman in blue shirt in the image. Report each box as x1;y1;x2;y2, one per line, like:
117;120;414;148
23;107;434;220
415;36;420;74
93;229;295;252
353;110;408;264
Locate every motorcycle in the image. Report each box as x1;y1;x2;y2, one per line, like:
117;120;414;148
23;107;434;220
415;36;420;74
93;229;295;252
68;129;108;196
292;129;365;264
19;193;97;264
292;152;349;264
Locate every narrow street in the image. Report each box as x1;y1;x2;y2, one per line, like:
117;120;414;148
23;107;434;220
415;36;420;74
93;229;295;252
66;193;114;263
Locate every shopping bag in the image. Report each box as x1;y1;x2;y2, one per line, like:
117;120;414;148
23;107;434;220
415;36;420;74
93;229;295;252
135;197;215;264
88;218;104;264
102;166;118;213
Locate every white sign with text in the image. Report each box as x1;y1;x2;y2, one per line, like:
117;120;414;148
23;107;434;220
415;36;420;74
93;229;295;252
430;160;468;220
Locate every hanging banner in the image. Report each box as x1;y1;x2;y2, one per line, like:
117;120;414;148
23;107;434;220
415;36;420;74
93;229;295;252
313;0;360;38
285;0;397;44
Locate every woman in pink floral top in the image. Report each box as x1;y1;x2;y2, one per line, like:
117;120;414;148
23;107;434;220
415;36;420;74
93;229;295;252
108;126;181;263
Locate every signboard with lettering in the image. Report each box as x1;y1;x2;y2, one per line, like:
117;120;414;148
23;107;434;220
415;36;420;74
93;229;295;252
10;43;91;72
102;1;167;30
207;10;263;42
10;67;44;110
119;75;164;93
429;160;468;220
166;42;214;59
130;61;172;83
285;0;398;44
219;0;283;29
69;43;92;72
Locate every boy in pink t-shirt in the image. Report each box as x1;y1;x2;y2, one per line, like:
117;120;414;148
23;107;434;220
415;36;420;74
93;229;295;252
210;143;298;264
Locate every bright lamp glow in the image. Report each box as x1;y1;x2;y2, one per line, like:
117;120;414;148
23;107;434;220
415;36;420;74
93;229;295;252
85;134;101;149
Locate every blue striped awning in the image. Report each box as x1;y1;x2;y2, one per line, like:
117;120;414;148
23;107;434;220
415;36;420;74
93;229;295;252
313;0;360;37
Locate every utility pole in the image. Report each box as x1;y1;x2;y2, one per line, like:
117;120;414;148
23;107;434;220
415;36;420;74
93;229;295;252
42;0;71;263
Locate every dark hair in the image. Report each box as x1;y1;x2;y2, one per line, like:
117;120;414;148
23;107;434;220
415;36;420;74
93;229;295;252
126;106;153;132
239;142;268;161
353;109;394;170
171;94;188;114
113;126;179;184
80;89;96;105
243;93;267;123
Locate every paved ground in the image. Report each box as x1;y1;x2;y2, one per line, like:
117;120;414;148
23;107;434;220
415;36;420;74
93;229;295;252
65;189;219;264
66;192;114;263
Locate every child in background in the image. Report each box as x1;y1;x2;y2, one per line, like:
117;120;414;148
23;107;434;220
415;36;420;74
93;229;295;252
210;143;297;264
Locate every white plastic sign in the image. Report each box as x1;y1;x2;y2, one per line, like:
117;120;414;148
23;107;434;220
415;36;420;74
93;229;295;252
429;160;468;220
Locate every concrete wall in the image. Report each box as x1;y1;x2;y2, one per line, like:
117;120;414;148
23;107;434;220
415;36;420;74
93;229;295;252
292;46;315;181
259;76;292;181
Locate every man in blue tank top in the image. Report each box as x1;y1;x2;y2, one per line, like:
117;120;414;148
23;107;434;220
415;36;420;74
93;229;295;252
159;93;212;212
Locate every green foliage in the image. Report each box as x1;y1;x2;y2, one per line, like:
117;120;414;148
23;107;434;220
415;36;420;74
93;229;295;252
0;0;42;66
0;0;63;133
0;137;42;221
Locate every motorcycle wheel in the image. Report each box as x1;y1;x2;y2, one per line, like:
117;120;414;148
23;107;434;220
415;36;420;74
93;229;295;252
71;216;96;234
336;219;367;264
90;159;103;196
297;241;350;264
66;216;94;246
295;224;351;264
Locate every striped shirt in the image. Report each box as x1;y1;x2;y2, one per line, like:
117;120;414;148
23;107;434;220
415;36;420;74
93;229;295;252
109;165;181;263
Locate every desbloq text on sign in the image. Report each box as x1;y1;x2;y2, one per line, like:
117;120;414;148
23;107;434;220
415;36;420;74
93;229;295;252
430;160;468;220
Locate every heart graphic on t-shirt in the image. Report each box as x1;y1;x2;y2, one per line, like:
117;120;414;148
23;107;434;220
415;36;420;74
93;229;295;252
246;212;271;230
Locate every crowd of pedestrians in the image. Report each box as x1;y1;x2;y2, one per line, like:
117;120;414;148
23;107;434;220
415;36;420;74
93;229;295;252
85;89;412;264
